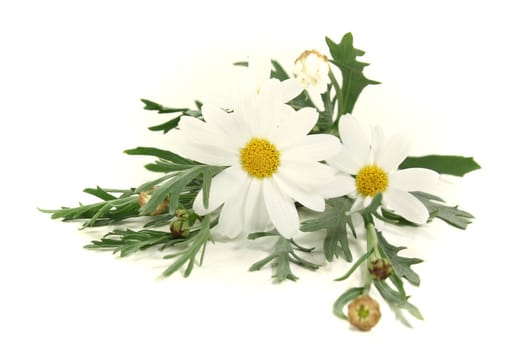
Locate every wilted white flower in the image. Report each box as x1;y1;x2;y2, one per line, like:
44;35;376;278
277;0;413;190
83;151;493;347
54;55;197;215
293;49;331;110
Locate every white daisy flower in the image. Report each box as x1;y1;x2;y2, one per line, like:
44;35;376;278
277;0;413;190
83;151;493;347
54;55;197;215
172;79;342;238
325;114;438;224
293;49;331;111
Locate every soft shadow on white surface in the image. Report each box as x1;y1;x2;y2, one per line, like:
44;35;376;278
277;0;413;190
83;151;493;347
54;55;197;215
1;1;523;349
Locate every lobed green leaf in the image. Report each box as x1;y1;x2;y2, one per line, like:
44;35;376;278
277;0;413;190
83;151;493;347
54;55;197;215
376;231;422;286
248;233;318;282
399;155;481;177
374;279;424;320
411;191;475;229
301;197;355;262
325;32;379;115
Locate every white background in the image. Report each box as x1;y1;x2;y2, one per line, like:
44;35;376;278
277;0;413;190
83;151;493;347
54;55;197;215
1;0;523;348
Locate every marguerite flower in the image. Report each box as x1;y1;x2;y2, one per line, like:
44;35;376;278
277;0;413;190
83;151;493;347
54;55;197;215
293;49;331;110
325;114;438;224
172;78;342;238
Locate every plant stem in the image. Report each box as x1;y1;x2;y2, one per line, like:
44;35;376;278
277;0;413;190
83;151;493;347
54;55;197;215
362;213;381;295
328;68;344;122
363;213;380;258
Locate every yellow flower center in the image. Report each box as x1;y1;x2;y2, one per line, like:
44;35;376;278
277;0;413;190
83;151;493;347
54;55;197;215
240;138;280;178
355;165;388;197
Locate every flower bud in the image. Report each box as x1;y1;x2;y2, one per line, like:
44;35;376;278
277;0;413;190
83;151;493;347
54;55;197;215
170;219;191;238
293;49;330;89
175;208;189;219
368;258;393;280
293;49;330;109
347;295;381;331
138;189;169;216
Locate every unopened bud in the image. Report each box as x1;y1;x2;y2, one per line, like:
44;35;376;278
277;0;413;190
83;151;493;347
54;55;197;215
175;209;189;219
348;295;381;331
170;219;191;238
368;258;393;280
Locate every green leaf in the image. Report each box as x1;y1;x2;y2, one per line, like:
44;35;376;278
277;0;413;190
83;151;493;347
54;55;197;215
301;197;355;262
147;117;182;133
248;233;318;282
141;99;188;114
374;208;418;227
325;32;379;115
399;155;481;177
357;193;383;215
270;59;290;81
374;280;424;320
332;287;364;320
40;190;141;228
376;231;423;286
411;191;475;229
142;99;203;133
162;215;212;277
316;87;335;132
83;186;117;201
144;160;195;173
85;228;179;257
124;147;194;165
335;248;374;281
139;165;223;216
233;61;248;67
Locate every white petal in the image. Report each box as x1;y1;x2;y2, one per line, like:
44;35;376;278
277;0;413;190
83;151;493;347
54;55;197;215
275;78;303;103
178;117;220;144
193;166;247;215
338;114;371;166
254;84;281;137
249;56;272;88
201;104;248;148
176;140;238;166
262;178;299;238
273;173;325;212
327;147;363;174
306;88;324;110
281;134;341;161
363;196;373;208
320;175;355;198
234;94;258;134
233;62;258;97
350;196;364;213
243;180;272;233
376;133;410;172
278;160;336;190
383;189;429;224
201;104;230;126
371;125;385;160
390;168;439;192
215;194;246;239
271;107;318;148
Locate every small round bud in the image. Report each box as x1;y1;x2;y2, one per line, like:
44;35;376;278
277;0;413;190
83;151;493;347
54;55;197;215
170;219;190;238
368;258;393;280
175;209;189;219
347;295;381;331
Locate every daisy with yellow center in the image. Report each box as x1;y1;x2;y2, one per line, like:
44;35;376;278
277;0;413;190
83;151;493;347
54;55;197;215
324;114;438;224
172;76;342;238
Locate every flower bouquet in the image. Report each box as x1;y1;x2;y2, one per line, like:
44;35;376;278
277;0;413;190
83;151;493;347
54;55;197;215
41;31;479;331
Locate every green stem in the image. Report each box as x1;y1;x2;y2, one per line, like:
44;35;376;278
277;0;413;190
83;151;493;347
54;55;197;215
362;213;381;295
328;68;344;122
363;214;381;261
